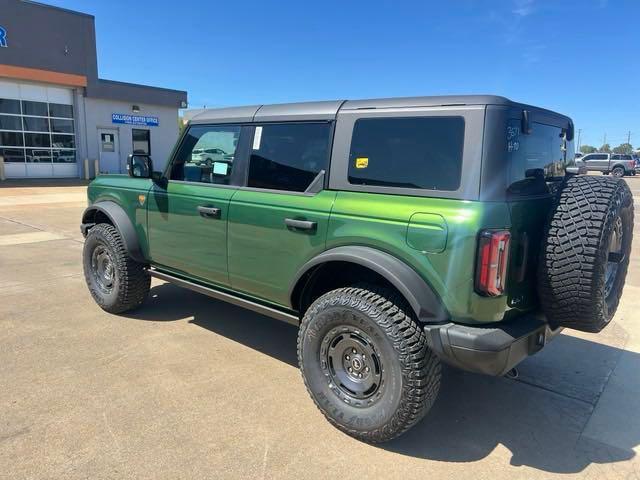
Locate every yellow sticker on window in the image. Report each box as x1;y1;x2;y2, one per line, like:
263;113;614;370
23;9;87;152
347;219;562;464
355;157;369;169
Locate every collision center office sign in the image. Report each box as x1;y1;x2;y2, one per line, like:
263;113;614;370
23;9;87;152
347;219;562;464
112;113;159;127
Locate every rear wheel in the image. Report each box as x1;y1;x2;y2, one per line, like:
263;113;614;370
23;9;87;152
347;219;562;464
612;166;625;177
83;223;150;313
539;175;633;332
297;285;441;443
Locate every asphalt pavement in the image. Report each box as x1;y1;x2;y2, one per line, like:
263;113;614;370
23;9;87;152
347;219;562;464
1;177;639;479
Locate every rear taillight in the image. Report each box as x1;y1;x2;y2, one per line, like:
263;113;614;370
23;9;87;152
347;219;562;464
475;230;511;297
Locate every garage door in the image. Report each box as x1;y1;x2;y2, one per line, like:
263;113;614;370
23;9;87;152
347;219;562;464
0;80;78;178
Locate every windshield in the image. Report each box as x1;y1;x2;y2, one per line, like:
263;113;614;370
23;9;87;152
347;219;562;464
507;119;572;196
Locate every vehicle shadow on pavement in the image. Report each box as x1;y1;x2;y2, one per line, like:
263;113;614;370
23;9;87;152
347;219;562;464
125;282;300;367
128;283;640;474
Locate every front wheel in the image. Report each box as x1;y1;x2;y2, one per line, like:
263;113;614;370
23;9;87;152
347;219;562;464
83;223;150;313
297;286;441;443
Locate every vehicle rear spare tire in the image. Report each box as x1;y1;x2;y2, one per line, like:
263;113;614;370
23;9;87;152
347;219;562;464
538;175;633;332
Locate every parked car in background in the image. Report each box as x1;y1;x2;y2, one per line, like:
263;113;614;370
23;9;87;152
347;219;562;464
612;154;636;176
27;150;52;163
198;148;228;166
633;154;640;175
190;148;205;163
579;152;635;177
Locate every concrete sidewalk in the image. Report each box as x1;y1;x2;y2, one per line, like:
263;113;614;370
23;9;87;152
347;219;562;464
1;180;639;479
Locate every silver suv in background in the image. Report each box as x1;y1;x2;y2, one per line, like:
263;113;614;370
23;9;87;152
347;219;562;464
577;153;635;177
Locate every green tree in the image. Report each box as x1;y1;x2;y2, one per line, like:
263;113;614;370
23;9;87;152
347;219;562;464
580;145;597;154
613;143;633;154
600;143;611;153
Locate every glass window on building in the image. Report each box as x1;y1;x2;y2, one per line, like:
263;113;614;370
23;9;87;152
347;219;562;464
0;97;76;165
22;100;48;117
0;99;21;115
132;129;150;154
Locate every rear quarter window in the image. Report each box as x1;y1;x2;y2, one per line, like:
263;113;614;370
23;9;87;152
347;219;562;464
347;116;464;191
507;120;570;196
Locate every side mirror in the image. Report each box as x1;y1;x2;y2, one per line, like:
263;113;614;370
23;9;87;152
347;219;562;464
127;154;153;178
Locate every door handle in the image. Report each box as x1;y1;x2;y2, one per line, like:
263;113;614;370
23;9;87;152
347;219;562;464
284;218;317;231
197;205;221;219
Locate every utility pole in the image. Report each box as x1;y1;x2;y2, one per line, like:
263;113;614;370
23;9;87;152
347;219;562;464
627;131;632;145
577;128;582;151
603;133;607;146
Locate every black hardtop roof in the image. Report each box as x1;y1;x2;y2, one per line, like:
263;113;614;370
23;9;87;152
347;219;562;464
189;95;568;124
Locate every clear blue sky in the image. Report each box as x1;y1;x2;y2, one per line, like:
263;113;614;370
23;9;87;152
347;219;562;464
46;0;639;149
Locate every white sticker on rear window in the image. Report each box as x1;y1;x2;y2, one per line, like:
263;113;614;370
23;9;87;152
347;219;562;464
252;126;263;150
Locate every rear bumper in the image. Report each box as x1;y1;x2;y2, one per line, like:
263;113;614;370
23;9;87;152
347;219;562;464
424;314;562;376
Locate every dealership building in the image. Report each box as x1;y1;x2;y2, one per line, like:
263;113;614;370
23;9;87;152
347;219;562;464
0;0;187;178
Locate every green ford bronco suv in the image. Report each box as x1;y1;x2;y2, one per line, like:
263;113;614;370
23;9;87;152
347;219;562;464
81;95;633;443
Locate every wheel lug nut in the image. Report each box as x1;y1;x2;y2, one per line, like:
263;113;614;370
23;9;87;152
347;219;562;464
358;373;363;378
348;367;353;373
345;355;350;360
365;366;369;372
352;349;356;354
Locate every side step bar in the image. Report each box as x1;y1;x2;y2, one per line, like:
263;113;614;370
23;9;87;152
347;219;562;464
148;269;300;326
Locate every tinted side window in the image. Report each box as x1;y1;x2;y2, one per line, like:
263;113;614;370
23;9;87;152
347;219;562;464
347;117;464;191
171;125;241;185
248;123;330;192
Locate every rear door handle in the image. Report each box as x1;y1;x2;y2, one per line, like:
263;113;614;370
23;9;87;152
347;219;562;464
197;205;221;219
284;218;317;231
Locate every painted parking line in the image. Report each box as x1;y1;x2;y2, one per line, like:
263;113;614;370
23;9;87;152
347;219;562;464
0;231;66;246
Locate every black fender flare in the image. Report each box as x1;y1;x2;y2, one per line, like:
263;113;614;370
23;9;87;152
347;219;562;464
289;246;448;323
81;201;146;263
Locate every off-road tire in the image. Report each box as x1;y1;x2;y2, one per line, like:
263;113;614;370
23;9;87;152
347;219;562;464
297;285;441;443
539;175;633;332
83;223;150;313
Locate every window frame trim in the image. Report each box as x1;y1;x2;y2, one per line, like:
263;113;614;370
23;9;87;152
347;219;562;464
162;122;249;187
346;115;466;192
241;120;334;194
329;106;484;201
